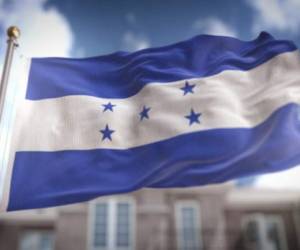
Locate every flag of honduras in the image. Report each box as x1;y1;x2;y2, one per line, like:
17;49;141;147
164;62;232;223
1;32;300;211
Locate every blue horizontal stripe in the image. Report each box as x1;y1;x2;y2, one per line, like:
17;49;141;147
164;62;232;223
8;103;300;211
26;32;297;100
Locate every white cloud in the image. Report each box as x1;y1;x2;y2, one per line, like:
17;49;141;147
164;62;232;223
0;0;73;57
255;166;300;190
122;31;150;51
121;13;150;52
247;0;300;34
193;17;237;37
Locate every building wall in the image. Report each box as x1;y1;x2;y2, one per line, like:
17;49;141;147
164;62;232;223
0;186;299;250
55;204;88;250
135;189;170;250
0;223;20;250
0;222;54;250
51;187;229;250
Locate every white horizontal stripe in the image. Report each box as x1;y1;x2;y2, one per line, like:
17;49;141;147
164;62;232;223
12;51;300;151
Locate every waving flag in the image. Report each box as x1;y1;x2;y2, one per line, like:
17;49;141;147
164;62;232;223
1;32;300;211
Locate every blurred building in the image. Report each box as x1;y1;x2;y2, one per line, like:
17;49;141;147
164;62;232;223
0;184;299;250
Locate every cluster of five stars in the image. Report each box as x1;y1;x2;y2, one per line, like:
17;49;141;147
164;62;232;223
99;81;201;141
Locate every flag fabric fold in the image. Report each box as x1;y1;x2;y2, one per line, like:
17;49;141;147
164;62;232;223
1;32;300;211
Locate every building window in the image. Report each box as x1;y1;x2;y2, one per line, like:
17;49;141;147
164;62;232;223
89;197;135;250
19;230;54;250
242;214;288;250
93;203;108;247
116;202;131;247
175;201;202;250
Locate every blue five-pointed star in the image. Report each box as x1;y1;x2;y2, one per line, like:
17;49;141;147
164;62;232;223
180;81;195;95
185;109;201;125
100;124;115;141
140;106;151;121
102;102;116;112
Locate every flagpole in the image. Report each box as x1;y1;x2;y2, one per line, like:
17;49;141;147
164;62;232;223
0;26;20;121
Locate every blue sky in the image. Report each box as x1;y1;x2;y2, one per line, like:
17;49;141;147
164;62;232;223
0;0;299;58
44;0;254;56
45;0;300;57
0;0;300;189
